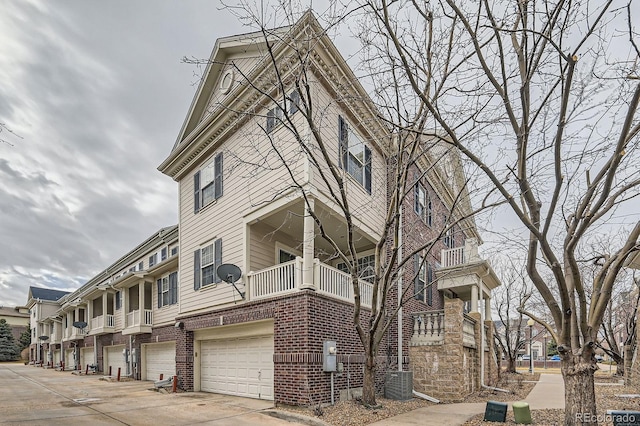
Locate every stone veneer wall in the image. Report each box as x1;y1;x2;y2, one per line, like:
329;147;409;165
410;298;481;401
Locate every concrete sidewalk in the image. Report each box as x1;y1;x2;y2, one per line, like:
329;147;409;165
369;373;565;425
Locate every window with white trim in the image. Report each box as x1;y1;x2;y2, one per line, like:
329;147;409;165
337;254;375;283
157;272;178;307
193;152;223;213
149;253;157;268
266;90;300;133
193;238;222;290
443;215;455;249
414;182;433;226
414;255;434;305
338;115;372;193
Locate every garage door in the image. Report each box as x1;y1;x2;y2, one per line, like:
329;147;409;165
65;349;75;370
53;350;61;366
144;342;175;381
200;335;273;400
80;347;94;368
104;345;127;376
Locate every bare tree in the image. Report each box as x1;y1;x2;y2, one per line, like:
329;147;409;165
361;0;640;423
190;5;499;406
492;258;531;373
598;271;640;375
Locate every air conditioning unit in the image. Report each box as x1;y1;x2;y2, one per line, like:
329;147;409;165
384;371;413;400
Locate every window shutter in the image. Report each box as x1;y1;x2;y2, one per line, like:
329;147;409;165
157;279;162;308
214;238;222;283
193;171;201;214
414;184;420;214
364;146;372;194
194;250;201;290
266;109;275;133
426;264;433;306
413;254;422;301
289;90;300;114
338;115;348;170
115;291;121;310
169;272;178;305
214;153;223;199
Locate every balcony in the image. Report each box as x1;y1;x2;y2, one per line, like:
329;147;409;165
247;257;374;308
122;309;152;335
64;327;87;341
88;314;115;336
436;238;500;304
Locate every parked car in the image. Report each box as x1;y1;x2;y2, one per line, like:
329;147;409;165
595;355;604;362
521;355;531;361
549;354;561;361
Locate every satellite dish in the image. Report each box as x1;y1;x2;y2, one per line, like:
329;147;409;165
217;264;242;283
216;264;245;298
72;321;87;329
38;336;49;341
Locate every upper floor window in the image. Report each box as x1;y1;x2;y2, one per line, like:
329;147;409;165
149;253;157;268
157;272;178;308
266;90;300;133
193;238;222;290
338;115;372;194
171;246;179;257
414;182;433;226
161;247;168;261
194;152;223;213
115;291;121;310
337;254;376;283
443;216;455;249
414;255;433;305
138;261;144;271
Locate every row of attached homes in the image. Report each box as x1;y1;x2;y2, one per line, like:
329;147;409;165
27;12;501;405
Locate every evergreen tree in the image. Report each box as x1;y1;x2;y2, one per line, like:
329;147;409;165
0;319;20;361
18;329;31;351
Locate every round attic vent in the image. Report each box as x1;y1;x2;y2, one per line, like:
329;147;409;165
219;69;234;94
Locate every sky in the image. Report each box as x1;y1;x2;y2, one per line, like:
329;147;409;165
0;0;292;307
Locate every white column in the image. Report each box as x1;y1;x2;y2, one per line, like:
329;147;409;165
300;197;316;290
471;284;478;313
138;281;145;322
485;296;492;321
102;293;108;324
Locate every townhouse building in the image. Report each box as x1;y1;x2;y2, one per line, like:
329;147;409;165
27;12;500;405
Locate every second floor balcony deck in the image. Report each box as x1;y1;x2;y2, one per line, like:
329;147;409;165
247;257;374;308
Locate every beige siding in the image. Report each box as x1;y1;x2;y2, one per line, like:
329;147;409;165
151;268;180;326
307;79;386;237
249;222;301;272
201;55;262;125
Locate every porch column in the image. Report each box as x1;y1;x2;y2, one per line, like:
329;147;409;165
138;281;145;322
484;295;492;321
300;197;316;290
102;293;108;322
471;284;478;313
87;301;92;328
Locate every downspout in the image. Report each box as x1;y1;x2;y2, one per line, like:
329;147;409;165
397;207;403;371
479;278;509;393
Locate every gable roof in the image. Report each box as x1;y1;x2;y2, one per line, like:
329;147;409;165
28;287;70;302
0;306;29;318
158;10;388;180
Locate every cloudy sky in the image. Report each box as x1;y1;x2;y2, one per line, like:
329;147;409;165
0;1;333;307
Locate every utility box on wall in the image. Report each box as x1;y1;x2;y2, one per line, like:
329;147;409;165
385;371;413;400
323;341;337;372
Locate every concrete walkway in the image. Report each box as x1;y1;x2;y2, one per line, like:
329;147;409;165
369;373;565;425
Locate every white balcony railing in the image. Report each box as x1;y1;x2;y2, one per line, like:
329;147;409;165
91;314;115;329
247;257;373;308
441;238;480;268
126;309;153;327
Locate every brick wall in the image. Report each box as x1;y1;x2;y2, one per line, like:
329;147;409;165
175;290;388;405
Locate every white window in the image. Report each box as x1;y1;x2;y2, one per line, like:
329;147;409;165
337;254;376;283
266;90;300;133
414;255;434;305
194;238;222;290
157;272;177;307
194;153;223;213
338;115;372;193
414;182;433;226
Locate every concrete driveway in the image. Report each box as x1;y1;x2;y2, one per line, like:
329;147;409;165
0;363;317;425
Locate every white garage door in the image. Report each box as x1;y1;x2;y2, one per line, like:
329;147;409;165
104;345;127;376
144;342;176;381
200;335;273;400
80;347;94;368
65;349;75;370
53;350;61;366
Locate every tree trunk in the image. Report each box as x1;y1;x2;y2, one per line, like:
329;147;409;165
563;359;597;425
507;357;516;373
362;354;377;407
